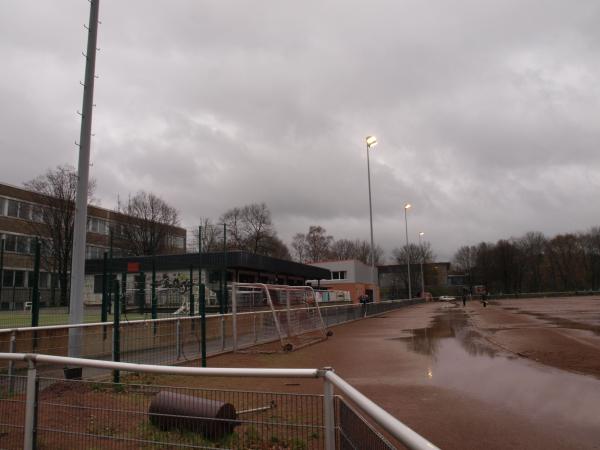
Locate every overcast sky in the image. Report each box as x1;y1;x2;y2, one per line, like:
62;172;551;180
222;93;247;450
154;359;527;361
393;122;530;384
2;1;600;262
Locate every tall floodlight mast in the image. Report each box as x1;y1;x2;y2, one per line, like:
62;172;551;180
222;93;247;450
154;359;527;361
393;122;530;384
68;0;100;357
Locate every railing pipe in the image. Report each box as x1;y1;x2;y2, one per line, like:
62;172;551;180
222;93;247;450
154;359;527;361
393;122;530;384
0;353;320;378
324;371;440;450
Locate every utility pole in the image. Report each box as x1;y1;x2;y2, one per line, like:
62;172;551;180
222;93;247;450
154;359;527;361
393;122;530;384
68;0;100;357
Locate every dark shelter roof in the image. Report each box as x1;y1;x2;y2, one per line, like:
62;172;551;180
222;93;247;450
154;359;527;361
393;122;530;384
85;250;330;280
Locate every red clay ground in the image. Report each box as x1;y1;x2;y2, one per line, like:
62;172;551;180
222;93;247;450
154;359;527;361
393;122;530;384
5;297;600;449
152;297;600;449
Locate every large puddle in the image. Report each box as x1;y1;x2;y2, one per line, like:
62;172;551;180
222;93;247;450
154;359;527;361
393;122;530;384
401;306;600;430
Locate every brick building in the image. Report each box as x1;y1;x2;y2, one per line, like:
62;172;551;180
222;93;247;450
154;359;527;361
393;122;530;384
0;182;186;309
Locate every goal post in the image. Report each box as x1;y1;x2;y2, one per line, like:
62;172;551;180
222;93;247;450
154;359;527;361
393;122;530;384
231;283;331;352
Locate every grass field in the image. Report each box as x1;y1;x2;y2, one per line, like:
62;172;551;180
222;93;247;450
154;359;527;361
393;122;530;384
0;309;164;328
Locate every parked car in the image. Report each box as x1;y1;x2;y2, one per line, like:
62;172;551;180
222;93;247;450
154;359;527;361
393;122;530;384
439;295;456;301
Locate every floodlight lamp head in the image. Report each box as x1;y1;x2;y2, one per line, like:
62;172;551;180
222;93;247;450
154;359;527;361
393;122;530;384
404;203;412;210
366;136;377;149
419;232;425;236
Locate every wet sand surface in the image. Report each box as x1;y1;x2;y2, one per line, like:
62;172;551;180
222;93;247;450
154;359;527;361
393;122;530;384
146;297;600;449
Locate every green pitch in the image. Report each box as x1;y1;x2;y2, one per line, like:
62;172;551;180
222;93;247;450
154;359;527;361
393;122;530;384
0;310;157;329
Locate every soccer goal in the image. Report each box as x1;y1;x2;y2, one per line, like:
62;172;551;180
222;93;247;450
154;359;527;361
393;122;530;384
231;283;332;352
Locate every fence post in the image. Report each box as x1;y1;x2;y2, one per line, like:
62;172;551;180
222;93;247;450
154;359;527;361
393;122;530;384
0;238;4;306
176;319;182;359
232;283;237;352
113;278;120;384
322;368;336;450
286;290;291;338
101;252;108;323
8;331;16;393
140;272;147;314
152;257;157;335
31;240;40;328
200;282;207;367
189;265;194;317
220;315;225;351
24;359;38;450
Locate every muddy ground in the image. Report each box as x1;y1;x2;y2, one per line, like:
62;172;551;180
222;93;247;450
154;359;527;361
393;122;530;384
5;296;600;449
157;296;600;449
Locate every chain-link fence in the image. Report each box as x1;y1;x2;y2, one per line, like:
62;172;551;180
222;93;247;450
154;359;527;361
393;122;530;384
0;354;439;450
0;375;324;449
0;299;424;378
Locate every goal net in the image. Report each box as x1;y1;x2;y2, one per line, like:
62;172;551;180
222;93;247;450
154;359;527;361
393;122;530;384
231;283;331;352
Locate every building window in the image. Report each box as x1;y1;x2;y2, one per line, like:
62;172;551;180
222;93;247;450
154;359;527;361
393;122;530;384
18;202;31;220
16;236;30;254
93;275;104;294
13;271;25;287
0;197;5;215
1;234;34;254
87;217;110;235
7;200;18;217
31;205;44;223
39;272;50;289
4;234;16;252
331;271;347;280
2;270;13;287
86;245;108;260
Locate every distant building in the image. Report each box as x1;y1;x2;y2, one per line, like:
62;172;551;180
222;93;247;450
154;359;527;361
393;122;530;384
308;259;380;303
0;182;186;309
378;262;451;300
83;250;330;309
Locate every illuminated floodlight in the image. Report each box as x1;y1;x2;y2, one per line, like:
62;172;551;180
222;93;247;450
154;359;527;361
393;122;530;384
366;135;378;149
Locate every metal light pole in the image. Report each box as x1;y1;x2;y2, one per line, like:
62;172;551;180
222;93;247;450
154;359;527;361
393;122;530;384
419;232;425;298
404;203;412;299
68;0;100;357
365;136;377;284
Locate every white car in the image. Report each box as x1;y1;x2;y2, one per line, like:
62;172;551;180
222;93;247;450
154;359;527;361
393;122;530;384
439;295;456;301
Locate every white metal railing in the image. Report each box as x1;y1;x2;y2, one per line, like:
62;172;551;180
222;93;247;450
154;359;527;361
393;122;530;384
0;352;439;450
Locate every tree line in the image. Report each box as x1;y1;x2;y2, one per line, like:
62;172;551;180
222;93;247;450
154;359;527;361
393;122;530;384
22;165;181;304
453;229;600;294
193;212;386;266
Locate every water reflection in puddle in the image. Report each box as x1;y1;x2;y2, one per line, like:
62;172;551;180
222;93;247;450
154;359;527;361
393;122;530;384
402;307;600;429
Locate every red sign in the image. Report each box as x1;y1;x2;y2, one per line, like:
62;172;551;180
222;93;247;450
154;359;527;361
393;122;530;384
127;262;140;273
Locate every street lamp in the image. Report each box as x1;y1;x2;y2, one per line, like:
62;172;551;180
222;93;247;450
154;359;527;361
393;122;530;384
365;136;377;285
404;203;412;299
419;232;425;298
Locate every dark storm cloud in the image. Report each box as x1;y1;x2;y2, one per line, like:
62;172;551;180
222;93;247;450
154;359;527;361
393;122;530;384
2;0;600;260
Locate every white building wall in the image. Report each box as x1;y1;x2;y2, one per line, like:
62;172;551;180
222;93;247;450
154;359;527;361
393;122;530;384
309;260;377;284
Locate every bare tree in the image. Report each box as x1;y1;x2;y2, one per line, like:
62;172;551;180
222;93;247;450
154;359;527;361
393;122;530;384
452;245;478;290
239;203;274;254
189;218;224;253
580;227;600;290
392;242;434;265
291;233;309;263
118;191;181;256
517;231;547;292
219;203;289;258
329;238;384;264
24;165;96;305
391;242;434;296
545;234;585;290
292;226;333;263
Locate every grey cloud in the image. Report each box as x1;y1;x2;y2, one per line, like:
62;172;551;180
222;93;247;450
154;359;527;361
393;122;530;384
2;0;600;262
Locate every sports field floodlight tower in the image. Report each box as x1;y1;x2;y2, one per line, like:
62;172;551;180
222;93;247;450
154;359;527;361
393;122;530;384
365;135;377;284
404;203;412;299
419;231;425;298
